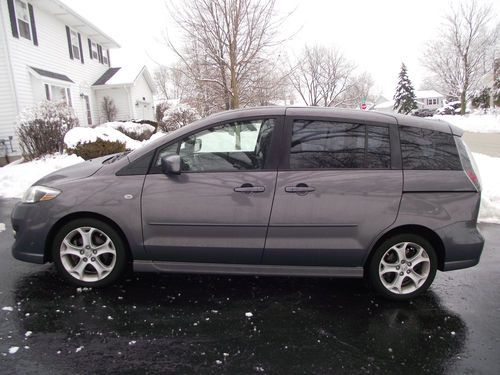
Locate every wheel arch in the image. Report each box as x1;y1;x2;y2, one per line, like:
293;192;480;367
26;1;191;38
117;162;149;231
364;224;446;272
44;211;132;264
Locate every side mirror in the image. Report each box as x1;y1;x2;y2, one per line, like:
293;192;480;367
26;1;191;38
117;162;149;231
194;139;202;152
160;155;181;175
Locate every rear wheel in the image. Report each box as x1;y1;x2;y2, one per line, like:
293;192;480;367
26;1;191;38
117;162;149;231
52;218;127;287
368;234;437;301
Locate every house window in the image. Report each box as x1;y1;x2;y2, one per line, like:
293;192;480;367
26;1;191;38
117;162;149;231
102;51;108;65
44;84;72;106
427;98;437;105
15;0;31;40
91;41;98;59
70;30;80;60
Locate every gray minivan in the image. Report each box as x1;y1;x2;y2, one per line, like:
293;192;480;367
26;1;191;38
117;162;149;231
11;107;484;300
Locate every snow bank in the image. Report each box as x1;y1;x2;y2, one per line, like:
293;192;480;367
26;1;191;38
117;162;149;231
64;126;142;150
435;114;500;133
100;121;154;134
0;154;84;198
473;153;500;223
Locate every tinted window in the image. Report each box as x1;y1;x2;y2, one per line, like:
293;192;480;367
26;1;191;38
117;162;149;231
367;126;391;168
289;120;391;169
156;119;275;172
399;126;461;170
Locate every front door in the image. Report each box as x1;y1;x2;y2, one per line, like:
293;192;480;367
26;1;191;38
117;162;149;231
142;117;280;264
264;117;403;267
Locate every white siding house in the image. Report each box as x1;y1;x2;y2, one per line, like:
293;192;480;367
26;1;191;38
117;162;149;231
414;90;445;110
0;0;154;164
92;65;156;123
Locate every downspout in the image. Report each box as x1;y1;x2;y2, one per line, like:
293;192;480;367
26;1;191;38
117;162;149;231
125;85;133;120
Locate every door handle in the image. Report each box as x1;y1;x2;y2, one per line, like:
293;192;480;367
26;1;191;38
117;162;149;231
234;183;265;193
285;183;315;195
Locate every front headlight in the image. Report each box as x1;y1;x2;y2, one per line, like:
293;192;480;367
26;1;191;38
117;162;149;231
22;186;61;203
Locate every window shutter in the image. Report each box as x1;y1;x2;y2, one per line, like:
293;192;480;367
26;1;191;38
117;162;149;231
88;39;92;59
66;88;72;107
97;44;103;63
28;4;38;46
7;0;19;38
106;50;110;67
77;33;84;63
44;84;50;100
65;26;73;59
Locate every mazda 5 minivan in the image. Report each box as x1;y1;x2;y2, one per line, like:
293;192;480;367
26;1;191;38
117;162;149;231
11;107;484;300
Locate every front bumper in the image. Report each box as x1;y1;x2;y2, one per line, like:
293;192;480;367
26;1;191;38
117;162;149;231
437;221;485;271
11;201;53;264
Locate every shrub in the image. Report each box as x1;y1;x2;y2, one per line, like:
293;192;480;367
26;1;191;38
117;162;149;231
116;126;153;141
159;103;200;132
17;101;78;160
102;96;117;122
67;138;126;160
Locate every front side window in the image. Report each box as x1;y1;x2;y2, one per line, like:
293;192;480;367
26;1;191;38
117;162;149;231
70;30;80;60
15;0;31;40
399;126;461;170
289;120;391;169
156;119;275;172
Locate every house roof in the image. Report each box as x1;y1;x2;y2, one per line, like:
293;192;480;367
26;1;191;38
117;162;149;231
92;67;121;85
31;0;120;49
414;90;444;99
29;66;74;83
92;65;156;93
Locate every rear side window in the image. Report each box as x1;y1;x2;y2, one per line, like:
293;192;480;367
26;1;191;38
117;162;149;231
289;120;391;169
399;126;461;170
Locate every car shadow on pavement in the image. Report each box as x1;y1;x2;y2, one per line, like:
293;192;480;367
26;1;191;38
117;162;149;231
7;267;466;375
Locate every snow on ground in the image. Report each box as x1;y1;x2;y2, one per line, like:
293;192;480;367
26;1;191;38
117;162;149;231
0;154;83;198
64;126;142;150
434;113;500;133
100;121;154;134
473;152;500;224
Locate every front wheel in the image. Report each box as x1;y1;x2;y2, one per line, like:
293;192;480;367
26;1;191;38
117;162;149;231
52;219;127;287
367;234;437;301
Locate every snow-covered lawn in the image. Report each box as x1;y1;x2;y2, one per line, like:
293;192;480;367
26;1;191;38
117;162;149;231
434;113;500;133
473;152;500;223
0;154;83;198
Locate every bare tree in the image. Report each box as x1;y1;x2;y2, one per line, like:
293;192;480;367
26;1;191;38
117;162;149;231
166;0;288;112
422;0;497;114
153;66;170;100
337;71;374;108
153;63;189;101
101;96;117;122
289;45;356;107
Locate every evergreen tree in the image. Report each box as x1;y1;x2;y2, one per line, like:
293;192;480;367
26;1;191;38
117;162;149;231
393;63;418;114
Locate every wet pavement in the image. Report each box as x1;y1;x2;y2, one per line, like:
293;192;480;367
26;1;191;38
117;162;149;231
0;198;499;374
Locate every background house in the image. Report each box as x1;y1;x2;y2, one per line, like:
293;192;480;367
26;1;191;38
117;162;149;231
0;0;154;161
414;90;445;110
93;65;156;123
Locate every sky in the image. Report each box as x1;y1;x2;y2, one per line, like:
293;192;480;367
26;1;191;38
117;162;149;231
61;0;498;100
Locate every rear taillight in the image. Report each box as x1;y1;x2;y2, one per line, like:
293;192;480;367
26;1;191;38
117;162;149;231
455;136;481;191
466;169;479;185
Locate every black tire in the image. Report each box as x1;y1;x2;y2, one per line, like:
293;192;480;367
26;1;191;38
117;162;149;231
51;218;128;287
367;234;437;301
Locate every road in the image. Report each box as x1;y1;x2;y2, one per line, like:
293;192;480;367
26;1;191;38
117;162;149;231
0;199;499;374
463;132;500;157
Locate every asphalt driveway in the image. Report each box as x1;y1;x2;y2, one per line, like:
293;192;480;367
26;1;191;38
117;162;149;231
0;198;499;374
